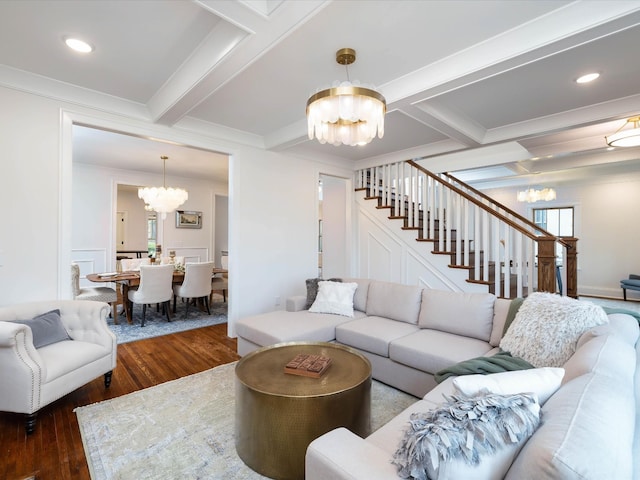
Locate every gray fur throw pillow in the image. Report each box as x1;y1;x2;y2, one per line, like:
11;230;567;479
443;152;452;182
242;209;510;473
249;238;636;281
305;277;341;309
392;392;540;480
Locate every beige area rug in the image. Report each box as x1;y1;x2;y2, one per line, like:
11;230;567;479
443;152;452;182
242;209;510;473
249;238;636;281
75;362;416;480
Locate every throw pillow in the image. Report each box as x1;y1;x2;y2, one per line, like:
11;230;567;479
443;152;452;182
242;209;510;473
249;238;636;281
453;367;565;405
305;277;341;309
309;281;357;317
392;392;541;480
10;309;71;348
500;292;609;368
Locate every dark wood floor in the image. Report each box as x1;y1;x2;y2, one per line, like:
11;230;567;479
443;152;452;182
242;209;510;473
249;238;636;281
0;323;240;480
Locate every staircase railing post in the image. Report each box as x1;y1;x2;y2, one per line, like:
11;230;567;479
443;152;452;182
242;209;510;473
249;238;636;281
536;237;557;293
563;237;578;298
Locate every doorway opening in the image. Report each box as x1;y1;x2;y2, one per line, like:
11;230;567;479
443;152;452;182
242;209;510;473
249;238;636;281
318;174;349;279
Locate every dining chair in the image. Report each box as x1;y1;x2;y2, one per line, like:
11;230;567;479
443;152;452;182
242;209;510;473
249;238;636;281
211;257;228;303
127;264;174;327
71;263;119;324
173;262;215;318
120;257;150;271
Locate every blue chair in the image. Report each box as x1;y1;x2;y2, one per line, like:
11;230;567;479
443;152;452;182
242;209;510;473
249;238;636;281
620;274;640;301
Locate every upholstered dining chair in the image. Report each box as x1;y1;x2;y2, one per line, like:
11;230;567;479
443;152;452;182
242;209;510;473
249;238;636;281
120;257;150;271
127;264;174;327
71;263;119;323
211;257;228;303
173;262;215;318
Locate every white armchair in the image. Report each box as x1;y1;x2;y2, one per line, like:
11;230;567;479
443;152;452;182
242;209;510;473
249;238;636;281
0;300;117;434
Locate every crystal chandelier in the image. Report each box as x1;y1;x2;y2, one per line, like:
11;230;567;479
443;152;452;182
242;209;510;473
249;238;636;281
138;156;188;219
517;187;556;203
605;116;640;147
306;48;386;147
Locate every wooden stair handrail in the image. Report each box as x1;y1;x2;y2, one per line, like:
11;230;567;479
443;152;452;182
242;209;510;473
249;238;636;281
442;172;574;251
405;160;554;242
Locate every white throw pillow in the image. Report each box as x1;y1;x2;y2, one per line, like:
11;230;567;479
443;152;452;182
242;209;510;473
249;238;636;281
500;292;609;368
453;367;565;405
309;281;358;317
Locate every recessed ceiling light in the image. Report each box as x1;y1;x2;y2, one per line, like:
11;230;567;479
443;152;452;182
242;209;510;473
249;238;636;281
575;72;600;84
64;37;93;53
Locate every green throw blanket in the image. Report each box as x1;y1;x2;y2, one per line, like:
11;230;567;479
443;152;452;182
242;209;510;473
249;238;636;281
434;350;534;384
601;306;640;324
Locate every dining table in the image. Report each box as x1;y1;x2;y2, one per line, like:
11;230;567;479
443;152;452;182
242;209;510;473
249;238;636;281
87;267;228;324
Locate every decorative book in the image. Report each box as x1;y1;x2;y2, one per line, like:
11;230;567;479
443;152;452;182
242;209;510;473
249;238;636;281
284;353;332;378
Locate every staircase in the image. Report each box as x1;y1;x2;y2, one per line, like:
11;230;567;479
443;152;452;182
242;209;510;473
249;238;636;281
355;160;577;299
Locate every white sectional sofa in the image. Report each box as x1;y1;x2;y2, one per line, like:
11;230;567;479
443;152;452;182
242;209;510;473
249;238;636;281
235;278;640;479
237;278;512;397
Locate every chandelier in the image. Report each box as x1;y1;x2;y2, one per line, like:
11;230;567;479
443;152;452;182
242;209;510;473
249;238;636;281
605;116;640;147
138;156;188;219
517;187;556;203
306;48;386;147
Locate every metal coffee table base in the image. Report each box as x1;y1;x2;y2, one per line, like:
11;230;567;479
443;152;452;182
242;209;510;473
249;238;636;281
235;342;371;480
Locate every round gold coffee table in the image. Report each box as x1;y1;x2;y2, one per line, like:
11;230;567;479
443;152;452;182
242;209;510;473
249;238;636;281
235;342;372;480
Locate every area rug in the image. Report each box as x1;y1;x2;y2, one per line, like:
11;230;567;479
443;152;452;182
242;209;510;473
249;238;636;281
107;296;227;344
75;362;417;480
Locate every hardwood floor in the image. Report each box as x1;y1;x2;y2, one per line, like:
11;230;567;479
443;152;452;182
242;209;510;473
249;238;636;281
0;324;240;480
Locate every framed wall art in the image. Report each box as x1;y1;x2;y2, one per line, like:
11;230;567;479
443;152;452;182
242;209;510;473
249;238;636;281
175;210;202;229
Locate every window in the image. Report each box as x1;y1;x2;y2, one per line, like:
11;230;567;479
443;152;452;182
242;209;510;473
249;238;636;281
533;207;574;262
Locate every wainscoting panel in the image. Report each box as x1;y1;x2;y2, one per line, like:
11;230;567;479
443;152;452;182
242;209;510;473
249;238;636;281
358;214;403;283
71;249;109;288
356;195;488;293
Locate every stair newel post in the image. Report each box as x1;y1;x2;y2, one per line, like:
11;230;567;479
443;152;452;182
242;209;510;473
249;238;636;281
563;237;578;298
536;236;557;293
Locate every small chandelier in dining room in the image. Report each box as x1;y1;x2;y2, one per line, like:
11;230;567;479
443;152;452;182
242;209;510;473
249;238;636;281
306;48;386;146
517;187;557;203
138;156;188;219
605;116;640;147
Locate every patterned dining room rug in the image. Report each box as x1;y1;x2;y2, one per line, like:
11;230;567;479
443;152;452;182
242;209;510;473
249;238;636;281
75;361;417;480
107;294;227;344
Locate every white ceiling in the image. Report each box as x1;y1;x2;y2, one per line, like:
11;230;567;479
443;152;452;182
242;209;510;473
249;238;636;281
2;0;640;186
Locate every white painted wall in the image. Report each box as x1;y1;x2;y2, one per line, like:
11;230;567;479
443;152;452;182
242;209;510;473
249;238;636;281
0;85;354;339
214;194;228;267
72;162;223;274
